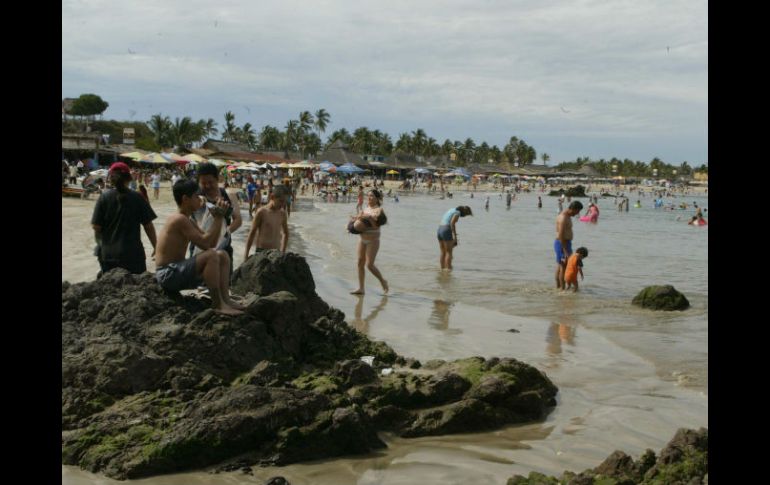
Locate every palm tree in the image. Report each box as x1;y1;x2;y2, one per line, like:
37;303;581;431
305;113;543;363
259;125;282;151
202;118;218;140
283;120;299;157
169;116;195;150
395;133;412;153
222;111;237;142
411;129;428;155
376;132;393;155
541;152;550;165
351;127;372;154
441;139;454;157
299;111;314;135
147;114;172;148
462;138;476;164
315;108;330;139
326;128;351;148
303;132;322;158
239;122;257;150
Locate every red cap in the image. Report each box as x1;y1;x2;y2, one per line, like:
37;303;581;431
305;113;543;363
109;162;131;174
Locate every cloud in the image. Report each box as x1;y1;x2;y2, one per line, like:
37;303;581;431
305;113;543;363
62;0;707;163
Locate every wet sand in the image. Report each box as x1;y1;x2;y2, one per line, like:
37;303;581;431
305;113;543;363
61;183;707;484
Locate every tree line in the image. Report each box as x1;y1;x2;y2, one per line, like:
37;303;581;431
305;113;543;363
62;93;705;173
555;157;708;178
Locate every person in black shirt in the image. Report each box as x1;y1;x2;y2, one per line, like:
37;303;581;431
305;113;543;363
91;162;157;278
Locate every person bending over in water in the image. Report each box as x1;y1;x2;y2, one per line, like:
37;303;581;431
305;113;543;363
154;180;245;315
564;247;588;292
437;205;473;270
244;184;290;258
351;189;389;295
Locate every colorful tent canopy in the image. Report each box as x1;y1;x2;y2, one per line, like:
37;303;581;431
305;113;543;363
181;153;208;163
141;153;173;164
119;151;147;161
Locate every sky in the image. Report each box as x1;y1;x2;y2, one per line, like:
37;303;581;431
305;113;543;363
62;0;707;166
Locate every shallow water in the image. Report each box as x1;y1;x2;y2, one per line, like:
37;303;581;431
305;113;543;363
62;189;707;485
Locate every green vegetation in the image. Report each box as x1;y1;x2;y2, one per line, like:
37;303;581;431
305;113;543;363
555;156;707;179
292;373;339;394
453;357;487;385
63;93;704;172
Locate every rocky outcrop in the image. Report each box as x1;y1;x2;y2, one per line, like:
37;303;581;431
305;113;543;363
507;427;708;485
548;185;587;197
62;250;558;480
632;285;690;311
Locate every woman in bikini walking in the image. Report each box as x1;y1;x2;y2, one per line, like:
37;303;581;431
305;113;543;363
351;189;389;295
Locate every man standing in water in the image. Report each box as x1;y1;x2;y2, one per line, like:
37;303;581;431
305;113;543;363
554;201;583;289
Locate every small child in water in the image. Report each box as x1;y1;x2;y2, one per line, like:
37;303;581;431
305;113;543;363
564;247;588;292
347;211;388;234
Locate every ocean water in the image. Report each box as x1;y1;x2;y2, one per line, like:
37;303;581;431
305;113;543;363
63;189;708;485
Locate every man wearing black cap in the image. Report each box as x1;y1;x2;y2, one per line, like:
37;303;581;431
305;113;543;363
91;162;157;278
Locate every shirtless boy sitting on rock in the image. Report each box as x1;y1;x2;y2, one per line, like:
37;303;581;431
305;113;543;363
154;180;246;315
244;184;290;259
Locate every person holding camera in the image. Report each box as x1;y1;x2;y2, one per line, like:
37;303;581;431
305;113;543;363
189;163;242;275
154;179;245;316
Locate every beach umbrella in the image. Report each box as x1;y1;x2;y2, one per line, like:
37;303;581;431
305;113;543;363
182;153;208;163
319;161;337;170
141;153;173;164
337;163;365;174
120;151;147;161
386;169;399;175
159;152;185;162
89;168;109;177
208;159;228;167
414;167;432;174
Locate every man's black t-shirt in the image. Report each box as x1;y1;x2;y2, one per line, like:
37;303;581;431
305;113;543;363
91;189;157;267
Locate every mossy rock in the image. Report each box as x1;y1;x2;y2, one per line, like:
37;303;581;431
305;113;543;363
632;285;690;311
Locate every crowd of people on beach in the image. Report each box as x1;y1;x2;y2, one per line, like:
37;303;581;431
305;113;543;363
82;160;707;312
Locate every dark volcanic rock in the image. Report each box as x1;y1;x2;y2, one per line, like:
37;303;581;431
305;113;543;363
548;185;587;197
507;427;707;485
62;252;559;480
632;285;690;311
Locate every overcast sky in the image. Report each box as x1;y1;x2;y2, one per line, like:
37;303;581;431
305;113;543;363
62;0;707;165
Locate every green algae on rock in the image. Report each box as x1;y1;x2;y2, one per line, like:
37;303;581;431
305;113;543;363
62;251;559;480
632;285;690;311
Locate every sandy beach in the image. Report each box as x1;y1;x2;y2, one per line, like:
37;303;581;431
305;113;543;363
62;180;707;485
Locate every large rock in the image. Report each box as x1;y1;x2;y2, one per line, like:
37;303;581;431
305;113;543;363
548;185;587;197
507;427;707;485
62;254;559;480
632;285;690;311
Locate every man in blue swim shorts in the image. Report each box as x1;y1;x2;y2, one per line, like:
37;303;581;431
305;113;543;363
554;201;583;289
